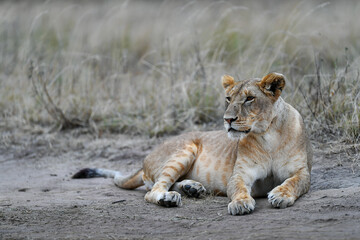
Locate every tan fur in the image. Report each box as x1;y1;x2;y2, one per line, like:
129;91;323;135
116;169;144;189
119;72;312;215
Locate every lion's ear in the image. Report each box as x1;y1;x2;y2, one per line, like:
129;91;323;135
257;72;285;101
222;75;235;90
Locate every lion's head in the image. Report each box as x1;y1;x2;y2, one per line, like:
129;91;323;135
221;72;286;140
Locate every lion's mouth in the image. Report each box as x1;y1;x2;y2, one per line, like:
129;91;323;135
228;128;251;134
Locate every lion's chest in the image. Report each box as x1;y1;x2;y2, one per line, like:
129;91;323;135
183;131;299;195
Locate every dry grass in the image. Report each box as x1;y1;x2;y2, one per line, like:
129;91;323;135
0;0;359;142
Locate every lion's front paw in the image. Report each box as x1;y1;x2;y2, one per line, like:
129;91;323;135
157;191;182;207
268;186;295;209
228;197;255;215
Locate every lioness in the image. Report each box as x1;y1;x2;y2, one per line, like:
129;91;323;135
73;72;312;215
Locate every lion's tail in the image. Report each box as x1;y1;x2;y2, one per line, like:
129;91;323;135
72;168;144;190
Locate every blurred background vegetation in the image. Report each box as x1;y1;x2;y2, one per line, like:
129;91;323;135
0;0;359;142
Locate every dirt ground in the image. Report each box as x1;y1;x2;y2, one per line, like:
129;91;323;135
1;128;360;240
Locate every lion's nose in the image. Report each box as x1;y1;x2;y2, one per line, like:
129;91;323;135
224;117;238;124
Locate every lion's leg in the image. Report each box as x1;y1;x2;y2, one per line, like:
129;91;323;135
171;180;206;198
227;161;266;215
144;142;199;207
268;167;310;208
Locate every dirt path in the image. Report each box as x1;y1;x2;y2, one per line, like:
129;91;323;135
1;130;360;239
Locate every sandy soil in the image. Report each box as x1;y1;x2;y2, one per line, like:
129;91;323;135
1;129;360;240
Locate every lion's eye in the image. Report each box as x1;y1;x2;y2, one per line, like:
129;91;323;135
225;97;231;102
245;96;255;102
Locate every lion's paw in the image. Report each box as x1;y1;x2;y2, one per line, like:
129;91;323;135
268;187;295;209
156;191;182;207
228;197;255;215
181;180;206;198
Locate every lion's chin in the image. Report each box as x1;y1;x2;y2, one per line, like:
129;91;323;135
227;129;250;141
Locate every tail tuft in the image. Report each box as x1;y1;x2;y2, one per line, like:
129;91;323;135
72;168;103;179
